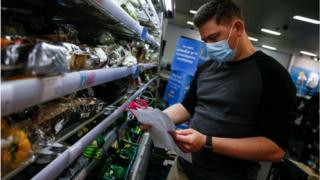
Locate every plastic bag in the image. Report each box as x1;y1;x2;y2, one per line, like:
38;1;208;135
66;45;100;71
27;42;69;75
1;42;69;78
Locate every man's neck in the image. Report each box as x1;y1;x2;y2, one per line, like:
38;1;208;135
234;37;256;61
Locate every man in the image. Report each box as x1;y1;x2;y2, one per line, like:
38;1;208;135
142;0;297;179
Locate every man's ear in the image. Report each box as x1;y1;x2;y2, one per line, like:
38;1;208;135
234;20;245;37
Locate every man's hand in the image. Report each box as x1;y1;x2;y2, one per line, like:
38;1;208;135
169;129;206;153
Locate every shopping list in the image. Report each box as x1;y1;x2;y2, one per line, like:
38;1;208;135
132;107;192;163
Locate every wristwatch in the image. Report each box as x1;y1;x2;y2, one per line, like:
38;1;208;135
202;135;213;153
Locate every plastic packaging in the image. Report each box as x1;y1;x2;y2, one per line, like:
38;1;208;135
1;42;69;78
68;50;100;71
27;42;69;75
98;32;116;45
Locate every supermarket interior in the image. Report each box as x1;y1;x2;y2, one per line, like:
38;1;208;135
1;0;319;180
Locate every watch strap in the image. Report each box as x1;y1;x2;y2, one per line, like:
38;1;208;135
203;135;213;153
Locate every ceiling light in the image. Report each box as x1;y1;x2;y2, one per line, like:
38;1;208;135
300;51;317;57
190;10;197;14
164;0;172;11
261;28;281;36
187;21;194;25
293;15;320;25
248;36;258;41
262;45;277;50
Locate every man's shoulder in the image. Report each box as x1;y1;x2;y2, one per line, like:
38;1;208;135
255;51;288;73
255;51;291;79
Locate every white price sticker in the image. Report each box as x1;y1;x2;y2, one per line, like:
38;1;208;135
1;84;13;115
41;77;63;101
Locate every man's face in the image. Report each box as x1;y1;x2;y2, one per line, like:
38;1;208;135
199;19;238;49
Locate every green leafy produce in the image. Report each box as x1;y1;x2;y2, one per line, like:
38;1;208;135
121;2;138;21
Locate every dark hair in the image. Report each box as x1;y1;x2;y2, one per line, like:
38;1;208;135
193;0;243;27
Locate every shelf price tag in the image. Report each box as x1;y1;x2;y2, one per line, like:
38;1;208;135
1;84;13;115
79;72;96;89
141;27;148;41
41;76;63;101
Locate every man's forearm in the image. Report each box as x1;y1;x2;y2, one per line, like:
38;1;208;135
212;136;285;162
163;103;191;125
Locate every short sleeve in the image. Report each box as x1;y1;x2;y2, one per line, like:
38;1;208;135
257;66;297;150
181;70;198;116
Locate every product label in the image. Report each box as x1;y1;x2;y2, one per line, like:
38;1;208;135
41;76;63;102
1;84;13;115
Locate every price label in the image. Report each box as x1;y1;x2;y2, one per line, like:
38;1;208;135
141;27;148;41
41;77;63;101
1;84;13;115
79;72;96;89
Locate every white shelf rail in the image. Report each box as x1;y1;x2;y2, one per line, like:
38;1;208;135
1;64;156;116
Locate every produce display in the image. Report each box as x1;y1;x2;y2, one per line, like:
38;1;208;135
87;140;138;180
1;35;158;80
83;135;105;160
1;0;160;178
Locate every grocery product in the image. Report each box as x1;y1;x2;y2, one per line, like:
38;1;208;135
1;118;32;176
1;42;69;78
121;2;138;21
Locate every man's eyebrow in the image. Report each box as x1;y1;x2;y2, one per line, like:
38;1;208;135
201;32;218;42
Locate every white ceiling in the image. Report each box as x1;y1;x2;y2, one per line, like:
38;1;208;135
170;0;319;56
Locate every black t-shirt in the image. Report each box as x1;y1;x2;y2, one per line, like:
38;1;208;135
179;51;297;180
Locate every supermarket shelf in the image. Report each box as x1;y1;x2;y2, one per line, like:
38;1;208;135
32;77;158;180
160;70;170;81
129;133;152;180
1;64;156;116
146;34;160;47
84;0;159;47
55;105;117;143
2;101;122;180
68;127;118;180
145;0;161;28
2;155;36;180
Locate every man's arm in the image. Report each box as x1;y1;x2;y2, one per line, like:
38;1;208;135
212;136;284;162
163;103;191;125
171;129;284;162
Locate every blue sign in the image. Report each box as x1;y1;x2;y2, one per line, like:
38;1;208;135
290;66;320;96
171;37;206;75
163;71;194;105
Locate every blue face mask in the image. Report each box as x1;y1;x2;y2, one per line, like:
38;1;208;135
206;26;239;62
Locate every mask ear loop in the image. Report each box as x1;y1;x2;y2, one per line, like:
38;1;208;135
227;24;240;50
227;24;234;41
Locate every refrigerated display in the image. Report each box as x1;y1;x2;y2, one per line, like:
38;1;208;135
1;0;163;179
